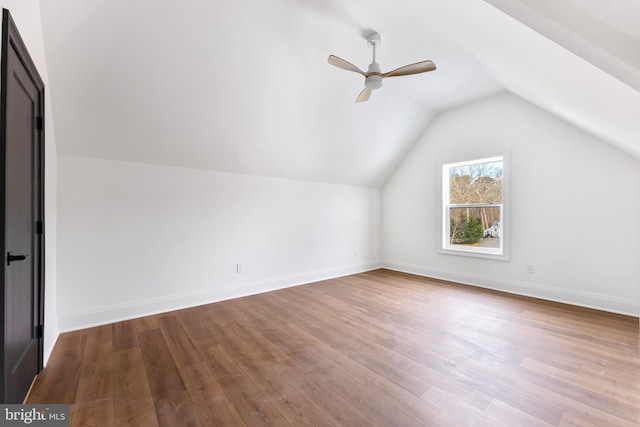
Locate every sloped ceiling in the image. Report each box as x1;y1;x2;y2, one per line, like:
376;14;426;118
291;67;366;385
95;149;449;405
486;0;640;92
37;0;640;187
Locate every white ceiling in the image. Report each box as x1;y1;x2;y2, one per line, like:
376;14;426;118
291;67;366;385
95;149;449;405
485;0;640;93
37;0;640;187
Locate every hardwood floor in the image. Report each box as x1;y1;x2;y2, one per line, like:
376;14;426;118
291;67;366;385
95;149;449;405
27;269;640;426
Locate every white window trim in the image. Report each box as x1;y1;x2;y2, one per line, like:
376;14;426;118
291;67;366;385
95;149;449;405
440;154;510;261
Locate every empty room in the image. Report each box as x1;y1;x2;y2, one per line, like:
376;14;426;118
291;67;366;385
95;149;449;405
1;0;639;426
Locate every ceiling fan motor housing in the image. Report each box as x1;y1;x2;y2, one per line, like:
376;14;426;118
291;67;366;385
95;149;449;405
365;62;383;90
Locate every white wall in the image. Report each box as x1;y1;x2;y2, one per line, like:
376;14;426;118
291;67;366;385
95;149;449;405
383;92;640;316
0;1;59;364
58;156;381;330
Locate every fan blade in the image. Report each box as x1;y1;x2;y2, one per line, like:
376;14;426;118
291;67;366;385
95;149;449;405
382;60;436;78
328;55;366;76
356;87;371;103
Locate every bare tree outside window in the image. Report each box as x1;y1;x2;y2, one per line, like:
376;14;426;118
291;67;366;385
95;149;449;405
443;157;504;255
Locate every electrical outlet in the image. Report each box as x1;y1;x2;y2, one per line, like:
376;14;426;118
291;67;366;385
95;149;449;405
236;263;243;273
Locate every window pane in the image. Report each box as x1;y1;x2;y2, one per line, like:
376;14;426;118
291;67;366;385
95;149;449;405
449;160;503;204
449;206;501;249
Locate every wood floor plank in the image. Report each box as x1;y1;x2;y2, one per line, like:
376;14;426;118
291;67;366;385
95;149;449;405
26;332;87;404
274;283;491;408
113;320;138;352
76;325;114;403
157;315;202;367
70;399;115;427
274;354;378;426
450;351;564;425
138;328;202;427
225;331;353;427
178;362;247;427
205;344;293;427
287;342;452;426
176;306;217;343
421;387;511;427
484;398;554;427
522;357;640;408
113;347;159;427
27;269;640;426
130;314;160;335
558;407;639;427
558;411;602;427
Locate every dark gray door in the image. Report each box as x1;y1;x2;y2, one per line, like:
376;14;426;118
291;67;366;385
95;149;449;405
1;8;45;403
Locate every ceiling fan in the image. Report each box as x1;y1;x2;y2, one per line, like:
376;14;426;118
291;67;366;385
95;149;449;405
328;32;436;103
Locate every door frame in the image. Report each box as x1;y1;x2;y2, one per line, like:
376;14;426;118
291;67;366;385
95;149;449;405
0;8;46;402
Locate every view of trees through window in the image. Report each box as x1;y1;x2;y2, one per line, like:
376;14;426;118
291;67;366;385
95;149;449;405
445;158;503;253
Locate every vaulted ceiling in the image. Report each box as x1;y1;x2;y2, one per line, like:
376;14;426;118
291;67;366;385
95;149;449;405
38;0;640;186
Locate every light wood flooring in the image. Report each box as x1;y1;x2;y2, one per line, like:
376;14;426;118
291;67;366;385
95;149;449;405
27;269;640;426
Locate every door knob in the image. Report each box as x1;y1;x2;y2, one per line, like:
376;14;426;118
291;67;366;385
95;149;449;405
7;252;28;265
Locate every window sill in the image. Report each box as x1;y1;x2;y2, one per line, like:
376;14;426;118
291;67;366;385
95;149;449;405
439;248;510;262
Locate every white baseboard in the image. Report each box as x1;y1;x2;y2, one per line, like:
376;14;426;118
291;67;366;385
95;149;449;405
58;260;638;332
43;314;60;367
382;261;639;317
59;261;382;332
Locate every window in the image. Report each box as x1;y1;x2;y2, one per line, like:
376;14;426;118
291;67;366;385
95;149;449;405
442;156;505;259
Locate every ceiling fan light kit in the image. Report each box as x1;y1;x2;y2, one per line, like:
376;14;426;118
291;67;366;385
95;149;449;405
328;31;436;103
365;69;383;90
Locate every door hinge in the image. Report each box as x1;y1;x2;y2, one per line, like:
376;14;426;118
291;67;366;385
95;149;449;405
34;324;43;339
36;220;43;235
36;116;43;131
